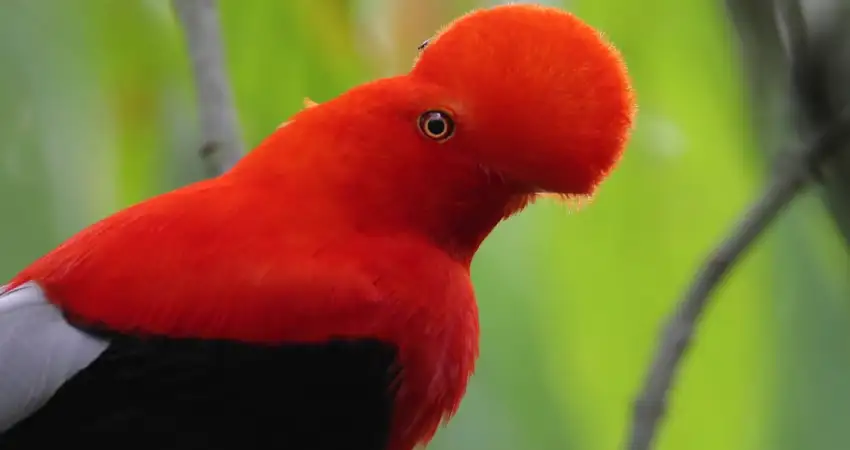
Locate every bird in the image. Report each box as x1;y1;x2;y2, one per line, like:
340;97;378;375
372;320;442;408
0;3;634;450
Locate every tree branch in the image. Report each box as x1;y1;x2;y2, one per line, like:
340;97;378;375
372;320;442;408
625;105;850;450
171;0;243;176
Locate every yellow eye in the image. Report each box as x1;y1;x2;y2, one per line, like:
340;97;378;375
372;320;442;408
418;110;455;141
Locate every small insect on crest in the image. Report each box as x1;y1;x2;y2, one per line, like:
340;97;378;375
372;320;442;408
417;39;430;51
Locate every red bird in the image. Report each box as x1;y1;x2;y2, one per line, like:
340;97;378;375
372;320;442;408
0;4;633;450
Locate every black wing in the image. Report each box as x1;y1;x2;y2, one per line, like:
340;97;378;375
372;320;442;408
0;284;400;450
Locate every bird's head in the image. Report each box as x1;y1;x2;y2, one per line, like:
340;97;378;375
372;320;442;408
233;3;634;260
409;3;634;197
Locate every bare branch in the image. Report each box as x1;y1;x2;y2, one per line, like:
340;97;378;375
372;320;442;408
625;105;850;450
171;0;243;176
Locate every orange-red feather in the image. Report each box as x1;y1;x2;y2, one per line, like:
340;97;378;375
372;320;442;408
411;4;635;196
7;4;633;450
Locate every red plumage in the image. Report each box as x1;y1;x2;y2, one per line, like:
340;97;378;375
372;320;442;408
6;4;633;450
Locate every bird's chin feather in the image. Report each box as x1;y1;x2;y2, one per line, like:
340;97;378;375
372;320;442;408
501;192;591;220
501;193;536;219
537;192;593;213
490;175;595;219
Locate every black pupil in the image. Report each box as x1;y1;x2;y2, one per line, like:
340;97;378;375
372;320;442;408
426;116;446;136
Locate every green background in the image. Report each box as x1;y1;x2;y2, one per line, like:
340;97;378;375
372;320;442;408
1;1;848;449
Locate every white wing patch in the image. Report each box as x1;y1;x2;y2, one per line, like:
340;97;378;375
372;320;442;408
0;282;109;432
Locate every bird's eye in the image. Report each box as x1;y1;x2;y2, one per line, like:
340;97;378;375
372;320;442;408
418;110;455;141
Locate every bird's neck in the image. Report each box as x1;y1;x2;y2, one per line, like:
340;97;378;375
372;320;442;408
227;169;525;267
226;120;533;266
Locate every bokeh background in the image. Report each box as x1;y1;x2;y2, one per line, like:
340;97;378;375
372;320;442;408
2;1;850;449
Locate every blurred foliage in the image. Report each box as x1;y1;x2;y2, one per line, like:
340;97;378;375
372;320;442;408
726;1;850;448
1;1;849;449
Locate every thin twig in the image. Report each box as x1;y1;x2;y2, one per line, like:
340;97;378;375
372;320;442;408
625;106;850;450
171;0;243;176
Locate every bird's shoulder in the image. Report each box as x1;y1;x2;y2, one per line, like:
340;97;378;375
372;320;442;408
0;282;108;433
0;282;399;450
